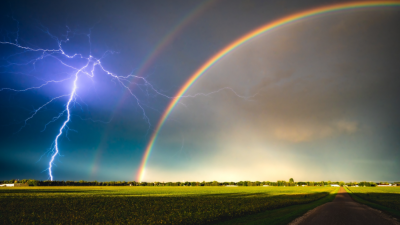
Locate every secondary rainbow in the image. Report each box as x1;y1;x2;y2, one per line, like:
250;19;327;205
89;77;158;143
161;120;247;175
89;1;215;175
137;1;400;182
132;0;214;78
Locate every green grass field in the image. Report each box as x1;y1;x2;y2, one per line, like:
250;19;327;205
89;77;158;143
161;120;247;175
346;187;400;218
0;186;335;224
215;187;338;225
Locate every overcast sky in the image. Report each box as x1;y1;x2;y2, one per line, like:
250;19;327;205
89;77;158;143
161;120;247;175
0;0;399;182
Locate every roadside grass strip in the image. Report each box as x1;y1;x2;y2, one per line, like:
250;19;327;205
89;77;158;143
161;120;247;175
345;187;400;219
215;187;339;225
0;186;335;224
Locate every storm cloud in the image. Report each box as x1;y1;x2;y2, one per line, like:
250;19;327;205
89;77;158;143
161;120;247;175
147;8;400;182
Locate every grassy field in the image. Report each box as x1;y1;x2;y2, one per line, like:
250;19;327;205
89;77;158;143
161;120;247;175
346;187;400;218
0;186;335;224
215;187;338;225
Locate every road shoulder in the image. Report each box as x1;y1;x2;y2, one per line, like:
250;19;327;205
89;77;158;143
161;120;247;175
345;187;400;221
289;187;399;225
214;188;338;225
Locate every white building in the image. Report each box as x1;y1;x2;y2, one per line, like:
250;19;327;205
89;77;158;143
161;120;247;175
331;184;340;187
377;184;392;187
0;184;14;187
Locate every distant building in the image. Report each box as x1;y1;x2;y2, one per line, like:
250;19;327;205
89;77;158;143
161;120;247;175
331;184;340;187
377;184;392;187
225;185;238;187
263;185;269;187
0;183;28;187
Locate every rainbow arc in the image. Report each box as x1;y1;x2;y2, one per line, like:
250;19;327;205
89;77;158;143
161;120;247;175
137;1;400;182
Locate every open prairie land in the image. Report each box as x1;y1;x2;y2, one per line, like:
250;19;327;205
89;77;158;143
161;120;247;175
347;187;400;214
0;186;335;224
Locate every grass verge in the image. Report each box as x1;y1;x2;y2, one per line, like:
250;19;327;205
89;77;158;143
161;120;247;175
345;187;400;219
214;187;339;225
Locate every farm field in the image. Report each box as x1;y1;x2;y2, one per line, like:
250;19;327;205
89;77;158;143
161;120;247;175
0;186;335;224
347;187;400;214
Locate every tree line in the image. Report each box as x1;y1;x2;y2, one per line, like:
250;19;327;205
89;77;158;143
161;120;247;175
1;178;397;187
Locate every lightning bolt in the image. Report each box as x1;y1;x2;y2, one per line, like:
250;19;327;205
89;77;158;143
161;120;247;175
0;22;164;180
49;64;82;180
0;20;256;181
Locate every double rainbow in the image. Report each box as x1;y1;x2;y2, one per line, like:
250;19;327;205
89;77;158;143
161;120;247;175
90;1;214;175
137;1;400;182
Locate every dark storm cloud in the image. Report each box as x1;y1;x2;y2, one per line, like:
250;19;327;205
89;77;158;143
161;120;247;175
148;8;400;182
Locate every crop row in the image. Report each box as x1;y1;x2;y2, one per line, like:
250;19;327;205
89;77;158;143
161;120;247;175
0;187;334;224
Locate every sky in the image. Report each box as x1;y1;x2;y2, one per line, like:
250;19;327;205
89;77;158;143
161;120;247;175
0;0;399;182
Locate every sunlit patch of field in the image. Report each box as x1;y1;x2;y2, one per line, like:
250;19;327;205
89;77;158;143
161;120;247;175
0;186;335;224
347;187;400;212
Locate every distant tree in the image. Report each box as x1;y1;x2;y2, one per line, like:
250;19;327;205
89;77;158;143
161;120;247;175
28;180;39;186
359;181;366;187
287;178;294;186
263;181;271;186
20;179;28;184
278;180;287;186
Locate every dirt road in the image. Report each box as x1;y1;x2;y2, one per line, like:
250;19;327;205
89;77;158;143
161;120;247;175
290;187;399;225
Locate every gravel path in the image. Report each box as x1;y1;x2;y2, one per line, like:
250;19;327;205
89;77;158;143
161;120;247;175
289;187;399;225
